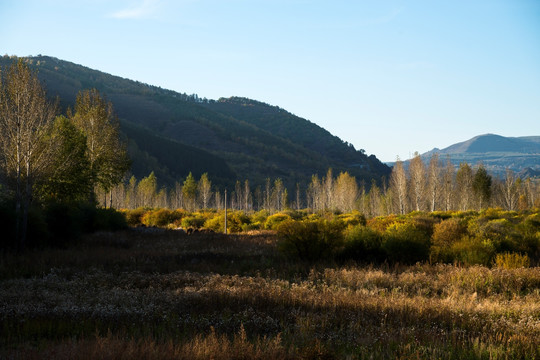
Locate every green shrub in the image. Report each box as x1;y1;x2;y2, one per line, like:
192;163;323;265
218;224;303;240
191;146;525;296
367;215;405;232
430;218;468;263
277;219;345;261
411;215;439;238
469;218;524;254
282;209;308;221
264;213;292;230
141;209;183;227
451;236;496;266
382;222;431;264
181;215;206;229
494;252;530;269
203;211;250;233
93;208;127;232
124;208;147;227
203;215;223;233
339;225;384;263
337;211;367;227
252;209;270;224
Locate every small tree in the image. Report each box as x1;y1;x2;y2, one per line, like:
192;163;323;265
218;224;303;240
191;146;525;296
137;172;157;207
197;172;212;209
390;158;407;215
182;172;197;210
472;164;492;210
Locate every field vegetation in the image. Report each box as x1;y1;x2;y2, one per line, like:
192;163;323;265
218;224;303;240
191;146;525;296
1;208;539;359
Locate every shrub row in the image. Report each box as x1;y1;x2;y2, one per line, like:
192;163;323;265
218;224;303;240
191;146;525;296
0;200;127;250
119;207;540;266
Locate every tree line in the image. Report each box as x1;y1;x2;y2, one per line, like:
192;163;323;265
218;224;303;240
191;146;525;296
101;156;539;215
0;60;129;249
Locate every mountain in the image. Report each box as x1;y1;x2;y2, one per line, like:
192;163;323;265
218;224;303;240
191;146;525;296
421;134;540;178
0;55;390;189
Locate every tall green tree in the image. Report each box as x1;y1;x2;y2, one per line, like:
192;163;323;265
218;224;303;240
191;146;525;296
137;172;157;207
472;164;492;209
70;89;130;202
0;60;56;249
182;172;197;210
35;116;91;203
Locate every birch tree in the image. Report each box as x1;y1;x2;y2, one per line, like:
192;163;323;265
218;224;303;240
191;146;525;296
426;154;441;212
409;153;426;211
197;172;212;209
0;60;56;249
390;158;407;214
70;89;129;202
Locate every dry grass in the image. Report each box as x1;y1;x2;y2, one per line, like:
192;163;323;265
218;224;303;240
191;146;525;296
1;229;539;359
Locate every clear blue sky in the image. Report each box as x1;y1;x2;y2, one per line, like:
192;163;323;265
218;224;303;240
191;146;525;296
1;0;539;162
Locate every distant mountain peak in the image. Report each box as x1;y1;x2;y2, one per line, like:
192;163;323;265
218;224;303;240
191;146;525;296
418;134;540;178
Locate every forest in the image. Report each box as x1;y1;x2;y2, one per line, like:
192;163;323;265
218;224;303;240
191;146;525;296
102;157;539;216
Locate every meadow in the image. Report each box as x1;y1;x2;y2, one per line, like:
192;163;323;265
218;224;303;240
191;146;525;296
1;209;539;359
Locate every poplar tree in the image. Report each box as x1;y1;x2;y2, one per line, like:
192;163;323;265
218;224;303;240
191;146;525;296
409;153;426;211
426;154;441;212
137;172;157;207
334;171;358;213
197;172;212;209
70;89;129;203
455;163;473;211
390;158;407;214
0;60;56;249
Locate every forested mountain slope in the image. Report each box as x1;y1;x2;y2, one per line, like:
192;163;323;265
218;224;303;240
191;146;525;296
0;55;390;188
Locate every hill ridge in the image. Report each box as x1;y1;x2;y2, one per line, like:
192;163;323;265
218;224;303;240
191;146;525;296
0;55;391;188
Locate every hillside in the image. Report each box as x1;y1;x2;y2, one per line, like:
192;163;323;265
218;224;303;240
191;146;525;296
0;55;390;189
421;134;540;177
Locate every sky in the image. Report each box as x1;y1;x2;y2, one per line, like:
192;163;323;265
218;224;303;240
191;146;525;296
1;0;539;162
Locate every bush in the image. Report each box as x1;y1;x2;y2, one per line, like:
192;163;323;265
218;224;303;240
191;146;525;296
367;215;405;232
141;209;183;227
93;208;127;232
411;215;439;238
382;223;431;264
495;252;530;269
181;215;206;229
451;236;496;266
430;218;468;263
252;209;270;224
339;225;384;263
203;211;250;233
264;213;292;230
337;211;367;227
277;219;345;261
124;208;147;227
43;202;82;248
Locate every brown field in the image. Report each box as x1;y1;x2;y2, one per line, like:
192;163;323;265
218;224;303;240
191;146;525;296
1;229;539;359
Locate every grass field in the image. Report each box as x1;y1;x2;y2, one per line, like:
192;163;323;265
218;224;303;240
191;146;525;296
1;229;539;359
